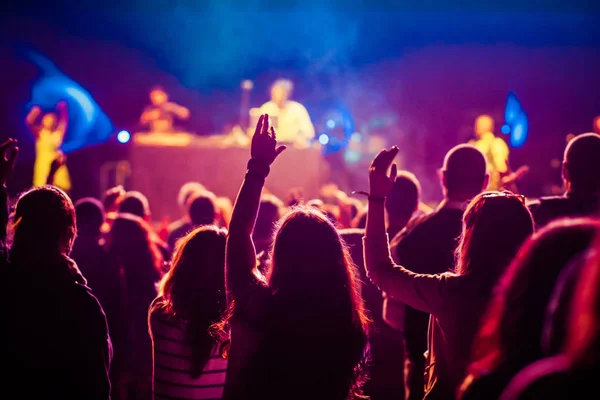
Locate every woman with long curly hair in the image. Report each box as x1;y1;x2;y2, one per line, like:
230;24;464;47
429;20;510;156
217;115;370;400
149;225;228;399
364;146;534;399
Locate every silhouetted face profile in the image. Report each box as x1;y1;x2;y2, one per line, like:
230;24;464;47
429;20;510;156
475;115;494;139
150;89;168;106
41;113;57;130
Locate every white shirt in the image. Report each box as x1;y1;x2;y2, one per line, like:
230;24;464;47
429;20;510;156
258;100;315;144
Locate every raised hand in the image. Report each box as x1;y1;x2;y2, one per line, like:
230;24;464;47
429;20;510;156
48;151;67;184
251;114;286;166
0;138;19;186
368;146;399;199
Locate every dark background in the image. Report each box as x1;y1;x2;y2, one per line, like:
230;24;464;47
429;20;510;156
1;0;599;204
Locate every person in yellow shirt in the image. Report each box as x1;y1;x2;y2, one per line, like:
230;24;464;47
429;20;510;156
469;115;509;191
257;79;315;148
25;101;71;191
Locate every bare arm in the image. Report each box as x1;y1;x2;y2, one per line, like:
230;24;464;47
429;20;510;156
25;106;42;135
226;114;286;301
55;101;69;136
363;147;444;315
163;102;190;120
140;108;161;125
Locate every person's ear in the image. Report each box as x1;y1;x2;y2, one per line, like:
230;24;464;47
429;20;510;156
482;173;490;191
562;162;569;183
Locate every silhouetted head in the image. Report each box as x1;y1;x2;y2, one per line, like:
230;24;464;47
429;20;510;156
118;191;150;221
188;191;218;226
150;86;168;106
468;218;599;379
270;207;355;295
157;226;227;376
254;194;284;241
11;186;76;260
108;213;163;277
102;185;125;214
270;79;293;107
562;132;600;195
474;114;494;139
41;112;57;130
74;197;105;237
385;171;420;236
567;236;600;366
442;144;489;202
177;182;206;214
456;192;534;286
160;225;227;315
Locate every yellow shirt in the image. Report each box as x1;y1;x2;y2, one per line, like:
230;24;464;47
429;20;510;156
34;128;71;191
470;132;509;190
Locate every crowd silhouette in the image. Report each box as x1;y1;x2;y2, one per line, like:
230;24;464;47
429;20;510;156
0;117;599;400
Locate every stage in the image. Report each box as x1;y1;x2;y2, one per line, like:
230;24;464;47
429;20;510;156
129;133;330;220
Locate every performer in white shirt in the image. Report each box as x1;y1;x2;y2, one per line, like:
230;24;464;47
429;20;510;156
258;79;315;147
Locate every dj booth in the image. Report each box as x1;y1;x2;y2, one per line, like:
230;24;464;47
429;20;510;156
129;133;330;221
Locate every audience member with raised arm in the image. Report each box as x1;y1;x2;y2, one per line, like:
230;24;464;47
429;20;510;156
149;226;228;400
217;115;369;399
387;144;488;400
460;218;600;400
364;146;534;400
529;132;600;228
0;139;112;399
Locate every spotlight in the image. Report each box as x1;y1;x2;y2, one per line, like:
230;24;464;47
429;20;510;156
326;119;335;129
318;133;330;145
501;124;511;134
117;130;131;144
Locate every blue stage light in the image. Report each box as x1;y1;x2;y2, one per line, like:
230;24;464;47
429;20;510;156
117;130;131;144
20;47;113;154
326;119;336;129
504;92;529;148
501;124;511;134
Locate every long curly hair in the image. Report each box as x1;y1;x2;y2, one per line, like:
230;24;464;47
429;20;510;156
152;226;227;377
215;206;370;399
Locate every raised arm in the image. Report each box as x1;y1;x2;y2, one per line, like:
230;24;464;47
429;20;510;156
363;147;445;315
25;106;42;135
0;139;19;247
55;101;69;136
226;114;286;300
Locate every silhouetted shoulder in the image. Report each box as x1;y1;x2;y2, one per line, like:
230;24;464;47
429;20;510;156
339;228;365;242
73;282;110;334
529;196;571;228
500;356;571;400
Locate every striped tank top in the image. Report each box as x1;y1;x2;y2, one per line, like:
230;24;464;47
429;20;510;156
149;307;227;400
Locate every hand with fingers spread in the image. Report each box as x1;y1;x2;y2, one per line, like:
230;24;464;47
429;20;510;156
0;138;19;186
368;146;399;199
251;114;286;167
